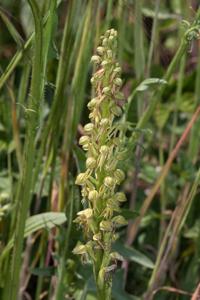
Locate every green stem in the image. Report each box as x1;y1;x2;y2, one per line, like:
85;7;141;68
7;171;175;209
8;1;43;299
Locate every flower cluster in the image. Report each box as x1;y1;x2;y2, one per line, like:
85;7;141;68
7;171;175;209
73;29;127;296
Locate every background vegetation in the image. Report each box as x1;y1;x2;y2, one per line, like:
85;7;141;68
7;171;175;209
0;0;200;299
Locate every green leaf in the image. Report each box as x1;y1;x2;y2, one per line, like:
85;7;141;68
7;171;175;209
0;10;23;46
112;269;140;300
113;242;154;269
0;212;67;260
120;208;139;220
136;78;167;92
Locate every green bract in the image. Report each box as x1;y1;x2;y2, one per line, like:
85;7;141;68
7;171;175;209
74;29;128;299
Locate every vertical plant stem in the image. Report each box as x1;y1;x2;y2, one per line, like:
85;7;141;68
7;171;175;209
8;1;43;299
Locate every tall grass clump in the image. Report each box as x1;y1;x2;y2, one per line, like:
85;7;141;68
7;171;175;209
73;28;129;300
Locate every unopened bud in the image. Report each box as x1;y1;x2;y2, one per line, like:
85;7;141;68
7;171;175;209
84;123;94;134
79;135;90;146
102;87;110;94
100;220;113;231
91;55;101;64
112;215;127;226
88;190;99;202
86;157;96;169
115;192;127;202
114;78;122;87
97;47;105;55
73;244;87;255
87;98;98;110
114;169;125;184
104;176;115;188
75;173;88;185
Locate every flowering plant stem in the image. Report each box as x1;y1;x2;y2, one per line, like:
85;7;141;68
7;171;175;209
74;29;128;299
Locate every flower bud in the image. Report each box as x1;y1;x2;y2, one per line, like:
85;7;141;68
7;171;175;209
100;220;113;231
114;78;122;87
87;98;98;110
86;157;96;169
75;173;88;185
100;145;109;154
79;135;90;146
112;215;127;226
93;232;101;241
100;118;110;126
101;60;109;67
88;190;99;202
110;252;124;261
113;67;121;74
97;46;105;55
111;105;122;116
73;244;87;255
77;208;93;218
114;169;125;184
107;50;112;58
115;192;127;202
91;55;101;64
84;123;94;134
104;176;115;188
102;38;108;46
102;87;110;94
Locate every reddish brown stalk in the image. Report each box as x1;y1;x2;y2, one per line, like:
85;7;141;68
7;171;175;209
191;282;200;300
128;104;200;245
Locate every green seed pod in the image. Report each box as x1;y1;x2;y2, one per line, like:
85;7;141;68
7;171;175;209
73;244;87;255
88;190;99;202
100;220;113;231
75;173;88;185
104;176;115;188
114;169;125;184
91;55;101;64
115;192;127;202
86;157;96;169
84;123;94;134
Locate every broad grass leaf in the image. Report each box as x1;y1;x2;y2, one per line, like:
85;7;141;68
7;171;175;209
136;78;167;92
113;242;154;269
1;212;67;259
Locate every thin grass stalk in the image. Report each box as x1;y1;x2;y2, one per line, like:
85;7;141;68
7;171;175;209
145;168;200;299
54;185;74;300
188;44;200;161
169;54;186;152
146;0;160;76
137;7;200;129
7;84;23;174
32;0;80;193
128;104;200;244
8;1;44;299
